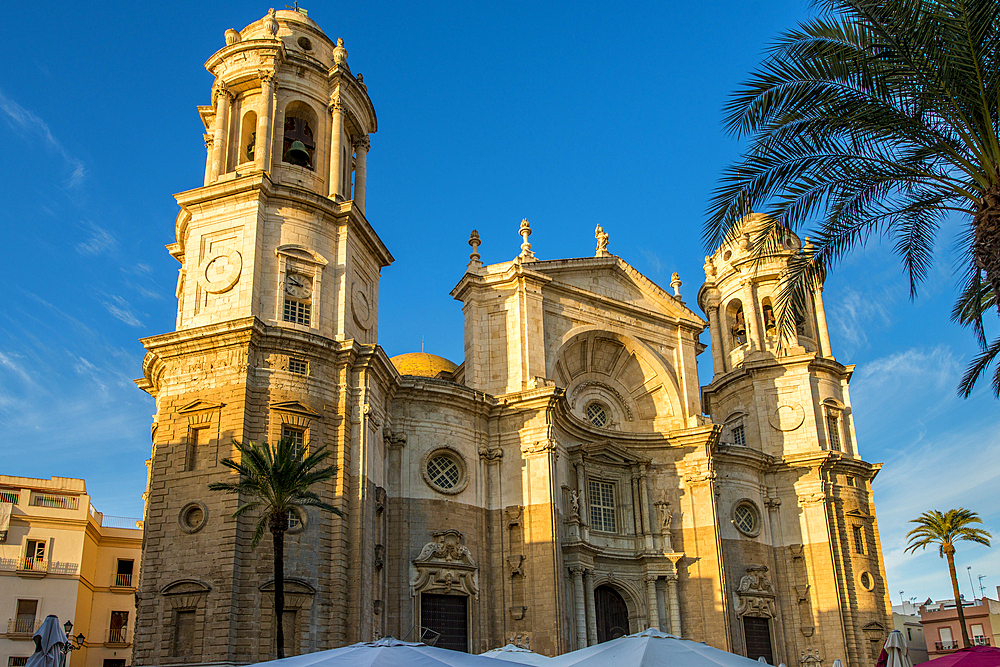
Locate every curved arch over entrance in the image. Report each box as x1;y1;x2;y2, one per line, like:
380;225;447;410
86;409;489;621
595;585;629;643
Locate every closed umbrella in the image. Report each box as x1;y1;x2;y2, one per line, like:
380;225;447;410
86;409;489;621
884;630;913;667
481;645;551;666
245;637;504;667
549;628;768;667
26;615;68;667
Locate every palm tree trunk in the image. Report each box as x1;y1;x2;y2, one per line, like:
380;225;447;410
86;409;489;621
974;184;1000;311
273;524;286;659
946;550;971;648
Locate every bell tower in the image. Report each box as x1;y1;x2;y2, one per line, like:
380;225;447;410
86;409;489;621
697;214;892;667
135;9;395;665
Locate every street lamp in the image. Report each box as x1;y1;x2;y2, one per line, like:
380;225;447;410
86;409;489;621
60;621;85;654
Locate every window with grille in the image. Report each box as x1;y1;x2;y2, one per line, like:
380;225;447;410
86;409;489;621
733;502;759;536
108;611;129;643
286;508;301;531
288;358;307;375
9;658;29;667
427;455;461;490
732;423;746;446
742;616;773;663
283;298;311;325
586;403;609;428
853;525;865;554
827;414;841;451
281;426;305;457
589;480;616;533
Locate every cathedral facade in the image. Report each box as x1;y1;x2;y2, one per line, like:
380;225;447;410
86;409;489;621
133;9;891;667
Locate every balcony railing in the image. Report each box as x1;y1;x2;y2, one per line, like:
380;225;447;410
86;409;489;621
973;637;991;646
29;494;79;510
115;573;133;587
107;627;128;644
0;490;18;504
15;557;48;575
7;618;41;635
936;641;960;651
101;515;142;530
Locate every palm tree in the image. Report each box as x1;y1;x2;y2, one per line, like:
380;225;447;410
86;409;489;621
209;438;341;659
904;509;991;648
706;0;1000;396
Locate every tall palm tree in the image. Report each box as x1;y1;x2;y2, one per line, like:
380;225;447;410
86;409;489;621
706;0;1000;396
904;509;992;648
209;438;341;659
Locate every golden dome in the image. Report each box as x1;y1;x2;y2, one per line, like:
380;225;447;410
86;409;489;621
390;352;459;379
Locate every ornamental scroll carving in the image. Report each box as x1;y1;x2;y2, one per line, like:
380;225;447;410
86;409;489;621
735;564;776;618
409;529;479;599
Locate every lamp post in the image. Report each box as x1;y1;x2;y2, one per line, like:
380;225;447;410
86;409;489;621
60;620;85;655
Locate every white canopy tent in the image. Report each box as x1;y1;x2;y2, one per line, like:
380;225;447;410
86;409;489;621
480;645;552;666
245;638;503;667
549;629;771;667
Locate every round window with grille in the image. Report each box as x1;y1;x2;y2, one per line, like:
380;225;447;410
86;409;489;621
586;402;609;428
421;449;468;495
732;501;761;537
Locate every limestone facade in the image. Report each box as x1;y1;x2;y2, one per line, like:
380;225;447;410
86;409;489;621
133;9;891;667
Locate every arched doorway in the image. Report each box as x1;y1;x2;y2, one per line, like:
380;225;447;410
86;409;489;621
595;585;629;643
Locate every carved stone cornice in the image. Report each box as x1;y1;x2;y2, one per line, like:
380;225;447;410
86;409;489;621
478;445;502;461
521;439;556;456
409;529;478;598
353;134;370;152
258;69;275;85
734;564;776;618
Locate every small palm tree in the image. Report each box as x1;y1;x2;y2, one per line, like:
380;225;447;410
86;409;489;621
904;509;992;648
707;0;1000;396
209;438;341;659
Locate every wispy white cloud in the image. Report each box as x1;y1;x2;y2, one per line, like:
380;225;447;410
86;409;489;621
103;295;143;327
0;88;86;188
640;249;664;274
77;221;118;255
829;285;894;354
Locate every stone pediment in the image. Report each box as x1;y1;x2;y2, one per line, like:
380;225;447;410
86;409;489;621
845;509;871;520
570;440;648;466
161;579;211;595
178;399;223;414
270;400;321;417
533;257;703;324
409;529;479;598
259;578;317;594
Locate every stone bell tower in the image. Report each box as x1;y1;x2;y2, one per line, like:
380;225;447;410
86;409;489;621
134;9;396;665
697;214;892;667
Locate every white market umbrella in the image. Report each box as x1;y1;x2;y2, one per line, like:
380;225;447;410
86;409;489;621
26;615;68;667
247;638;503;667
480;645;552;666
884;631;913;667
550;629;768;667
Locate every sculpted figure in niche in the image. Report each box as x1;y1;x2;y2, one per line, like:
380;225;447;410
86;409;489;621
570;489;581;519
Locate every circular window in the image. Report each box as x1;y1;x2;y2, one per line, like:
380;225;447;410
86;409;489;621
297;36;313;51
860;572;875;591
586;402;609;428
732;501;761;537
422;449;468;494
286;507;306;534
178;501;208;534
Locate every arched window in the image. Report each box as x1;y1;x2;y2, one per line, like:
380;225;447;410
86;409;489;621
239;110;257;164
728;299;747;346
282;101;317;169
761;297;776;336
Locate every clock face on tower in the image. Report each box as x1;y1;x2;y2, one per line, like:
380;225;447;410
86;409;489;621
285;273;311;299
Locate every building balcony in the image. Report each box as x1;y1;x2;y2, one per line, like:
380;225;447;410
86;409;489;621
15;557;48;577
29;494;79;510
106;627;129;646
6;618;42;637
114;573;133;588
973;637;991;647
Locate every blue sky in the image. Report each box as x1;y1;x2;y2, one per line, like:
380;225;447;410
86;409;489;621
0;1;996;604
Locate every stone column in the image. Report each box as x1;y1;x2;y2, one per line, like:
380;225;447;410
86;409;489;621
255;71;275;172
570;567;587;649
740;278;756;352
666;575;681;637
708;304;725;374
353;135;369;213
210;83;232;181
749;282;766;351
584;569;598;646
638;470;653;551
646;576;660;630
813;286;833;358
328;99;344;199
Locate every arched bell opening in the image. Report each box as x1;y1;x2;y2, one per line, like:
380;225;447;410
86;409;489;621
761;297;776;337
282;101;318;170
726;298;747;347
239;110;257;165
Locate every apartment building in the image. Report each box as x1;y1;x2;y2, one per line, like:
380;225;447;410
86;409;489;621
0;476;142;667
919;592;1000;659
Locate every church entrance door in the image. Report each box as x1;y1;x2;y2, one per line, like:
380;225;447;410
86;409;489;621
421;593;468;652
595;585;629;643
742;616;773;663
